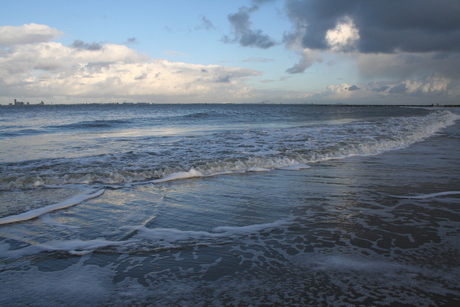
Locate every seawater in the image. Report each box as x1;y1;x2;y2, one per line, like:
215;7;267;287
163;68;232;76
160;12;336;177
0;104;459;306
1;104;457;190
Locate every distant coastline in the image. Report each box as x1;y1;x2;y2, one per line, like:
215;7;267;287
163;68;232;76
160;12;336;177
1;99;459;108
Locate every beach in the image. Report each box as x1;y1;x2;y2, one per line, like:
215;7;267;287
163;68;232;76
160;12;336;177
0;105;459;306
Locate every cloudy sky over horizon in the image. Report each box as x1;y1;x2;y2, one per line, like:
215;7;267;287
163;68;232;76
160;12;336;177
1;0;460;104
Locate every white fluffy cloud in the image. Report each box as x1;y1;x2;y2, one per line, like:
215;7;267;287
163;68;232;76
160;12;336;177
385;75;451;95
325;16;359;52
308;74;456;105
0;23;62;47
0;24;261;103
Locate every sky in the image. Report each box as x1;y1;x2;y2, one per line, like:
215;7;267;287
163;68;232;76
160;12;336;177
1;0;460;105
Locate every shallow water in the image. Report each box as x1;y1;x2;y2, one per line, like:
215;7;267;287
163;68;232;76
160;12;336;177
1;105;459;306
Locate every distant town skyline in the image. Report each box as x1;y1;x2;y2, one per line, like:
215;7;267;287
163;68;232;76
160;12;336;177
1;0;460;105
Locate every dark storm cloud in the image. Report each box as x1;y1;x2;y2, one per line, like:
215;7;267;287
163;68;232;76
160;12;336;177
284;0;460;53
224;5;276;49
70;39;103;51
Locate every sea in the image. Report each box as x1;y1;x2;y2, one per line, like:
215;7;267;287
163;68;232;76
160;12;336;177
0;104;459;306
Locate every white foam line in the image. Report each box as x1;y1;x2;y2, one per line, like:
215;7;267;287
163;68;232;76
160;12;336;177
203;170;242;177
1;238;129;257
39;238;126;255
124;226;220;240
247;167;271;172
148;167;283;185
390;191;460;199
150;169;204;184
149;170;245;183
0;189;105;225
122;217;294;241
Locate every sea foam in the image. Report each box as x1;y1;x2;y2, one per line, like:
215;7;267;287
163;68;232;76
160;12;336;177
0;189;105;225
150;169;204;183
390;191;460;199
1;109;458;191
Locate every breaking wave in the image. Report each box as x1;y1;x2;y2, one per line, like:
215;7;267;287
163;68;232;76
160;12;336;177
0;109;458;191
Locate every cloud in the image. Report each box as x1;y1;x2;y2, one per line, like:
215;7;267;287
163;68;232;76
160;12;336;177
325;16;359;52
242;57;275;62
310;83;364;102
308;73;455;104
163;50;188;57
356;52;460;80
124;37;138;44
252;0;276;4
388;75;451;94
224;5;277;49
194;16;216;31
280;0;460;104
0;23;261;103
325;83;352;96
348;85;360;91
284;0;460;54
388;83;407;94
70;39;103;51
214;75;231;83
285;48;322;74
372;85;390;93
282;21;323;74
0;23;62;47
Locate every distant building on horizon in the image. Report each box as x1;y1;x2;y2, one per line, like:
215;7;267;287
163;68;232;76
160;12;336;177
9;99;45;106
13;99;25;106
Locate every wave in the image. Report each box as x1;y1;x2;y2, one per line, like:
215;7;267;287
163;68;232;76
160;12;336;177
0;128;44;137
50;119;133;130
390;191;460;199
1;110;458;191
182;111;215;119
175;110;231;122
